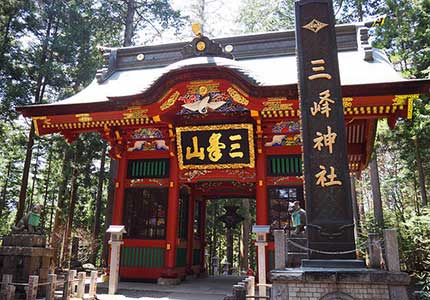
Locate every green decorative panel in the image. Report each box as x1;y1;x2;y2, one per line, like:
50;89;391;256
120;247;165;268
268;250;274;270
192;249;201;265
127;159;169;179
176;247;187;267
268;155;302;176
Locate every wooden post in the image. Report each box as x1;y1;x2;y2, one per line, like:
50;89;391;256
384;229;401;272
62;270;72;300
1;274;13;298
370;156;384;228
241;279;248;295
76;272;86;298
5;285;15;300
368;233;381;269
70;270;77;296
247;276;255;296
89;271;98;296
256;241;267;297
273;230;286;269
232;284;246;300
46;274;57;300
27;275;38;300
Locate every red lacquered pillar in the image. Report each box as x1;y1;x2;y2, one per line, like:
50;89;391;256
164;151;179;277
256;139;268;225
112;156;127;225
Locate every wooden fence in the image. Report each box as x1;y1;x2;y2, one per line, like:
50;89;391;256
224;276;270;300
0;270;98;300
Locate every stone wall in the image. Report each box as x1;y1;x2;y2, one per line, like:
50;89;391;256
271;268;410;300
277;282;389;300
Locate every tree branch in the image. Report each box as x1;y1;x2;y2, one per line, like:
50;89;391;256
135;9;162;38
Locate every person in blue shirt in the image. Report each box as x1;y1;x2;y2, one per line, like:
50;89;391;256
290;201;306;235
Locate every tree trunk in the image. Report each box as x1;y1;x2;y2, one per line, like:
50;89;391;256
0;161;12;217
414;138;428;207
90;145;107;265
350;174;361;239
241;198;250;271
49;190;55;235
123;0;136;47
357;178;365;227
370;155;384;228
28;144;41;211
16;2;56;223
0;12;14;69
16;124;35;223
50;146;72;266
62;146;81;268
101;158;117;267
226;226;233;275
42;149;53;227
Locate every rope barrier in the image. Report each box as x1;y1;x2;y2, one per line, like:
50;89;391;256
287;239;368;255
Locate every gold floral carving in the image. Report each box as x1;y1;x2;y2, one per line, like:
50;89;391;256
176;123;255;170
123;107;149;119
187;80;220;94
160;90;180;111
75;113;93;122
342;98;353;108
227;87;249;106
231;84;249;97
407;97;413;119
262;99;293;111
392;94;419;106
302;19;328;33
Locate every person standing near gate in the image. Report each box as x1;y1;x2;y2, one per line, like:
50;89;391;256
290;201;306;235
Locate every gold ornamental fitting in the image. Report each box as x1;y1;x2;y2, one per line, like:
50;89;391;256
196;41;206;51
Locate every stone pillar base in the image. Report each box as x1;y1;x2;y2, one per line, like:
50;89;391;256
271;268;410;300
157;277;181;285
0;234;54;298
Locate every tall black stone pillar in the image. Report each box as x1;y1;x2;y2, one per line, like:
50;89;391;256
295;0;356;262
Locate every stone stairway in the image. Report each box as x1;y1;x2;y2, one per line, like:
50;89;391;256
286;237;308;268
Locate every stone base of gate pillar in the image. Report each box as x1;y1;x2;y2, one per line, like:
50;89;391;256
271;268;410;300
157;277;181;285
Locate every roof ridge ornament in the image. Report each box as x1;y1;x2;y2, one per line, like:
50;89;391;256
96;46;117;83
181;22;233;59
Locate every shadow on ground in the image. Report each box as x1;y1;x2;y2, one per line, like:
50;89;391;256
96;275;244;300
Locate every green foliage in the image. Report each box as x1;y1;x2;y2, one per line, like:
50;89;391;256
238;0;295;33
334;0;384;23
100;0;185;45
372;0;430;78
0;0;184;266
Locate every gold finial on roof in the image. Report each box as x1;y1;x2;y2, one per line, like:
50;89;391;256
192;22;202;37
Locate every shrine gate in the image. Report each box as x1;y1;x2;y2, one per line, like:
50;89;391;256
19;23;430;281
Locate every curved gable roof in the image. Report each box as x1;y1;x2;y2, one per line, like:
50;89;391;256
18;24;430;117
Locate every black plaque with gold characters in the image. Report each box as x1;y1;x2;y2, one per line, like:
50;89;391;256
176;124;255;170
295;0;356;260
